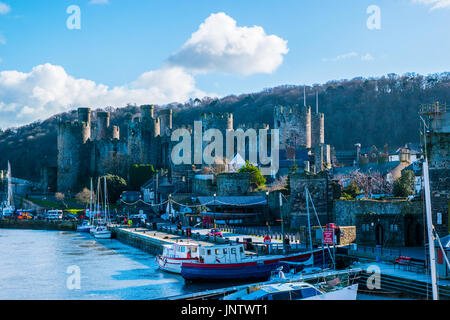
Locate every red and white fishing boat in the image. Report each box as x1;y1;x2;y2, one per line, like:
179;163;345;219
156;243;199;274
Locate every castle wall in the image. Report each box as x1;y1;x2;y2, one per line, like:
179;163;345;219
289;171;333;229
274;105;311;150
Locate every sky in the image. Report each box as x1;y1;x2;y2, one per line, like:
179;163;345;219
0;0;449;128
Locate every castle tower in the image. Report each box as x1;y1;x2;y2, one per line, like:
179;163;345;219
159;109;173;136
274;105;312;151
96;111;110;140
141;105;154;122
112;125;120;140
311;112;325;148
77;107;91;124
127;105;161;167
57;120;90;193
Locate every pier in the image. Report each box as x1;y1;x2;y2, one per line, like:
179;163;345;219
0;219;77;231
357;262;450;299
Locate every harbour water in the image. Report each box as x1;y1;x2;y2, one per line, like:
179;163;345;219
0;229;405;300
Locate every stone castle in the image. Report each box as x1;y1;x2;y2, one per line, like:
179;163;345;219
57;105;172;193
57;103;329;193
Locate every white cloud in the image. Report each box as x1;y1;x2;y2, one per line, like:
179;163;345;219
0;32;6;45
322;52;358;62
413;0;450;10
89;0;109;4
0;2;10;14
0;64;208;128
322;52;375;62
168;12;289;75
361;53;374;61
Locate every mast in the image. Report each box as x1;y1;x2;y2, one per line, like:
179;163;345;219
420;115;439;300
7;161;13;208
303;86;306;107
103;176;109;225
423;160;439;300
89;178;93;224
305;187;313;253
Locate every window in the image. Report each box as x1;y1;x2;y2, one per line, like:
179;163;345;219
240;247;244;253
215;249;220;255
223;249;227;254
192;247;197;253
180;247;185;252
231;248;236;254
207;250;211;255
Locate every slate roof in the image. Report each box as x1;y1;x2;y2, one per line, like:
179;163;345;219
196;196;267;206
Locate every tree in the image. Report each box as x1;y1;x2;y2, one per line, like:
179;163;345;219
393;170;415;197
129;164;155;190
342;182;360;199
238;161;266;188
285;163;299;193
104;174;127;203
75;188;94;205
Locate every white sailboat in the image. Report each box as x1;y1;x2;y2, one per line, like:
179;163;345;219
93;176;112;239
1;161;15;218
77;178;95;233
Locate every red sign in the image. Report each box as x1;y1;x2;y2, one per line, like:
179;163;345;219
323;230;334;245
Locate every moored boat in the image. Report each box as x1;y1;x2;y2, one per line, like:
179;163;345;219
180;243;329;282
156;243;200;274
222;280;358;300
93;225;112;239
77;220;95;233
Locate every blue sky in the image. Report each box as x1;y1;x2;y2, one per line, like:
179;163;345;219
0;0;449;128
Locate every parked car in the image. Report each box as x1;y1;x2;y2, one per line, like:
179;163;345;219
64;213;78;220
207;228;223;238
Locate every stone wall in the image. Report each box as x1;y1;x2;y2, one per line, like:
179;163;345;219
216;172;252;196
429;168;450;237
333;199;424;247
289;171;333;229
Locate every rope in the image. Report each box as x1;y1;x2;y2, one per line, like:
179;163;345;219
120;199;169;207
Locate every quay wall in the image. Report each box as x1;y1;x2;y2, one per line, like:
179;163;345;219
0;219;77;231
111;227;170;255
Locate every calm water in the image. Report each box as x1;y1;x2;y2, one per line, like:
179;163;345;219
0;229;225;300
0;229;406;300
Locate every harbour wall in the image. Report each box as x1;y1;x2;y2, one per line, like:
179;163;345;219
0;219;77;231
111;227;170;256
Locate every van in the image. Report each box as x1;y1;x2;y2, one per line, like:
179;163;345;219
46;210;63;220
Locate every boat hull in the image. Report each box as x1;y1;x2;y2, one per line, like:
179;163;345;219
94;231;112;239
156;256;199;274
304;284;359;300
181;249;329;282
77;225;94;233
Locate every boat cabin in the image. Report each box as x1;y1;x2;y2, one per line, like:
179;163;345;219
162;243;199;259
198;244;246;264
232;282;322;300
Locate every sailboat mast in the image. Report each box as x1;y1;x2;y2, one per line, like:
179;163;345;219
305;187;313;253
89;178;93;224
7;161;13;207
103;176;108;225
423;160;439;300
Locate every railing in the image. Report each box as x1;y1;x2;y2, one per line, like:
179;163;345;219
353;245;401;257
420;102;447;115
